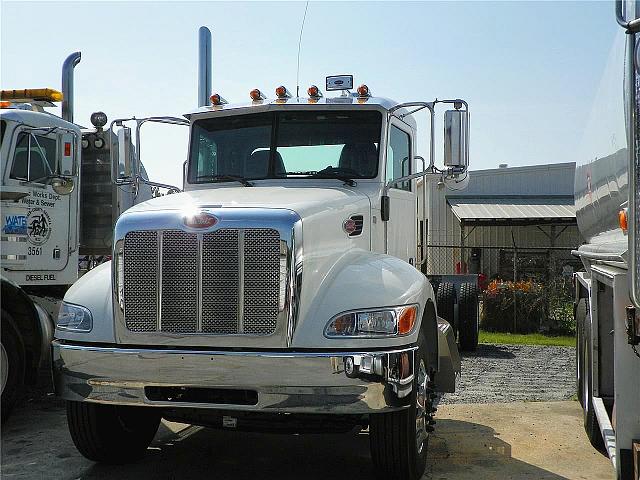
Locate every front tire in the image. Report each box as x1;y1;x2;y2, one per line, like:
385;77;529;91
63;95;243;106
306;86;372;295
1;311;25;423
66;401;161;463
369;330;433;480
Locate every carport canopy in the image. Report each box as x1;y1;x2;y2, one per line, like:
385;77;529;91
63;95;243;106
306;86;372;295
447;196;576;226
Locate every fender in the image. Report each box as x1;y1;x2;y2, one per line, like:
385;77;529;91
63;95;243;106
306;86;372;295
54;261;115;343
1;275;49;379
292;250;435;349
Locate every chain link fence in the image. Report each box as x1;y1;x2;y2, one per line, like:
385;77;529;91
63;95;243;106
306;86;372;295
425;244;581;335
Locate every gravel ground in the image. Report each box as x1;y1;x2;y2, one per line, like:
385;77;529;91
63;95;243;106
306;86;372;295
441;343;577;404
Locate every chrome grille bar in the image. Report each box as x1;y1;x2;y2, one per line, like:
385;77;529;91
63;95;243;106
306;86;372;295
124;227;282;336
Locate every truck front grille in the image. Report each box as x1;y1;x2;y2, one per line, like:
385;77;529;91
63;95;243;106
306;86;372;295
123;228;283;335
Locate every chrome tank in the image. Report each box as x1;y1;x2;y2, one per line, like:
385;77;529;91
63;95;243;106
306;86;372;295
575;31;629;259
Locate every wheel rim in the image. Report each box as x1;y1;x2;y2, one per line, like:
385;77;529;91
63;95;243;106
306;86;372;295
415;358;429;454
1;342;8;396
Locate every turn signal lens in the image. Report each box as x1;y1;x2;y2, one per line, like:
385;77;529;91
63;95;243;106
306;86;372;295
619;208;629;233
357;84;370;97
250;88;265;101
0;101;11;108
398;306;417;335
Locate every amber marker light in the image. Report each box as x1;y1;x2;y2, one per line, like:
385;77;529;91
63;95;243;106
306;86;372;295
357;84;370;97
619;208;629;233
275;85;291;99
398;306;417;335
308;85;321;97
250;88;265;101
210;93;228;106
0;101;11;108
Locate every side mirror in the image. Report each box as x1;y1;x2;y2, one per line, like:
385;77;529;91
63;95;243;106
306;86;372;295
443;109;469;168
58;133;76;176
117;127;134;178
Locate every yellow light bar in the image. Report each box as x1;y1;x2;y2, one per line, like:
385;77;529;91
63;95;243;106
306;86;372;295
0;88;63;103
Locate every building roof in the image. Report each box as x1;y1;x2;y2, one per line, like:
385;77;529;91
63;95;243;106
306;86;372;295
447;196;576;226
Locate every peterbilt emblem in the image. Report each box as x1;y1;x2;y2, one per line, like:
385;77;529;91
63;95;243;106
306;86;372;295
343;218;357;235
183;212;218;229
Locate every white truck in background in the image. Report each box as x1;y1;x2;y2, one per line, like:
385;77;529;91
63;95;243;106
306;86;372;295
574;2;640;478
0;53;163;421
51;27;470;480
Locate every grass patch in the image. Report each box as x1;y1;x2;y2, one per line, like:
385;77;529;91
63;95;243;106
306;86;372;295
479;330;575;347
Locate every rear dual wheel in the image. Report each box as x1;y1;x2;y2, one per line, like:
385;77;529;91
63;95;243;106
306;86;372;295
369;329;433;480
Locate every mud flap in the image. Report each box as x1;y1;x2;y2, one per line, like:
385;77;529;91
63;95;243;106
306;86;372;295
436;316;461;393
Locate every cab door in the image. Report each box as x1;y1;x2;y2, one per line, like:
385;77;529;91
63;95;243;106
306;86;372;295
385;118;417;265
3;128;72;275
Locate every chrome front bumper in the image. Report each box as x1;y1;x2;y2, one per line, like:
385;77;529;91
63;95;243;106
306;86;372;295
52;341;417;414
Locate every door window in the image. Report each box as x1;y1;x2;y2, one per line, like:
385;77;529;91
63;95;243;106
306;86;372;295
10;132;57;182
386;125;411;191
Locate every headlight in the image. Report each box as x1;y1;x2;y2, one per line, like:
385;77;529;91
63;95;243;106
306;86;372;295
57;302;93;332
324;305;418;338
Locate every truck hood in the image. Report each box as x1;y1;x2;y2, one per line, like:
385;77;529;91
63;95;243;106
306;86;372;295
126;184;370;218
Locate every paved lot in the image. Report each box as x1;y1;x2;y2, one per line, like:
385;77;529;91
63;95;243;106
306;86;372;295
1;344;613;480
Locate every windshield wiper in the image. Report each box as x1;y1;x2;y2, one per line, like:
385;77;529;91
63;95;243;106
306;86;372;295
195;174;253;187
309;167;358;186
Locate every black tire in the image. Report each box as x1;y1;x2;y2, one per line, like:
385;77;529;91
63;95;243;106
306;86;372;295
369;330;433;480
436;282;456;338
458;283;480;352
580;318;606;453
1;310;25;424
575;298;587;407
66;401;161;463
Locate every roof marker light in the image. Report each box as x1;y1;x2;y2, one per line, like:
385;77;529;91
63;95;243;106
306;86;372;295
357;84;371;97
307;85;323;98
210;93;228;106
250;89;266;101
275;86;291;99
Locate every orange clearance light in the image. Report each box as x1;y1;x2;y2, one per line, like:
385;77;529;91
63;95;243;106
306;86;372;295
308;85;322;98
275;85;291;99
0;101;11;108
209;93;227;106
619;208;629;233
250;88;265;101
398;306;417;335
357;84;370;97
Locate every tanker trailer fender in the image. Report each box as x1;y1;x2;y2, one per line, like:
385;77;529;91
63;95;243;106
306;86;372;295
295;251;458;389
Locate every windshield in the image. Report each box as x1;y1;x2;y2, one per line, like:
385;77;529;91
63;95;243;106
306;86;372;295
188;110;382;183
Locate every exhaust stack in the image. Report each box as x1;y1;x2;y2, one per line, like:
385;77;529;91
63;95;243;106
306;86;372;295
198;26;212;107
61;52;81;123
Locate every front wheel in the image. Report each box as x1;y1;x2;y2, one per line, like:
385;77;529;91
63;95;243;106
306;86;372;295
1;311;25;423
369;330;433;480
66;401;161;463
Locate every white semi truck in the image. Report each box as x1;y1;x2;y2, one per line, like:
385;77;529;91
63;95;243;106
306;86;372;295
0;53;159;421
574;2;640;479
51;29;469;480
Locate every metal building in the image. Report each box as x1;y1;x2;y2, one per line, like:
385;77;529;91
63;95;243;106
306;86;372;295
420;162;583;281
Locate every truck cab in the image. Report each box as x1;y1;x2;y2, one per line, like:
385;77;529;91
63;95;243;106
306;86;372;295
52;78;468;480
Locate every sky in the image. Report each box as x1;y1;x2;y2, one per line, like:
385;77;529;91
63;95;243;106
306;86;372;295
1;1;620;187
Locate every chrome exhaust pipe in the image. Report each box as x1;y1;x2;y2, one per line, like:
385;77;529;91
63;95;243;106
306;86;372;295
61;52;81;123
198;26;212;107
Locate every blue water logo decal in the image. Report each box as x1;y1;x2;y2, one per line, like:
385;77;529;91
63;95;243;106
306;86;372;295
3;214;27;235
